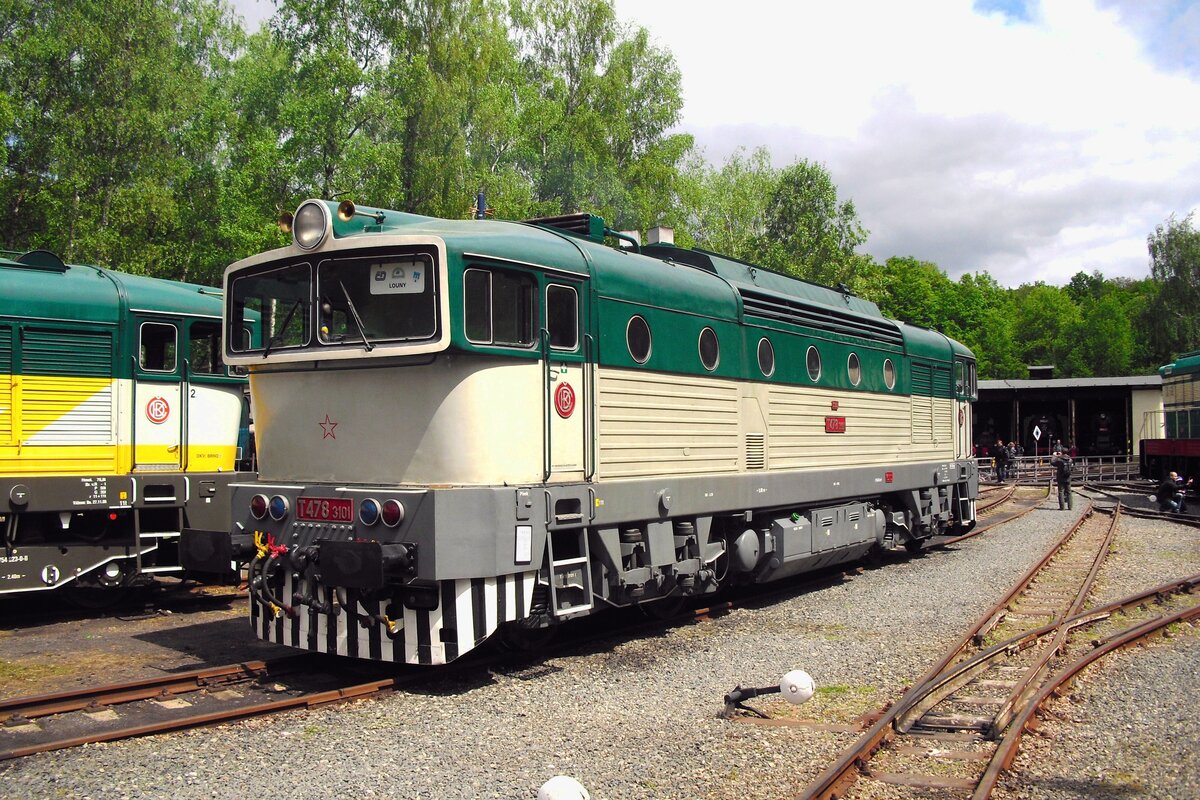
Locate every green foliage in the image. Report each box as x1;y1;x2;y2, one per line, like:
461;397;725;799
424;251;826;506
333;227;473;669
674;146;775;258
1145;213;1200;362
0;0;241;279
0;0;1188;383
0;0;690;278
510;0;691;229
761;159;868;285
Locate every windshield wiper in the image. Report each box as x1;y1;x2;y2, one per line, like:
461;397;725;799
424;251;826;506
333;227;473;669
340;281;374;352
262;299;302;358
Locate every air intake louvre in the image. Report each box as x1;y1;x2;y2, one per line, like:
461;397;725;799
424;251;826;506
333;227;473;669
739;288;903;345
523;212;606;243
745;433;766;470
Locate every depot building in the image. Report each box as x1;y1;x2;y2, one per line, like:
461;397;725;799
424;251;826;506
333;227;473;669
974;367;1163;459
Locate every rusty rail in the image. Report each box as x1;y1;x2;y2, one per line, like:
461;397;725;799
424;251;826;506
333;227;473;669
798;502;1110;799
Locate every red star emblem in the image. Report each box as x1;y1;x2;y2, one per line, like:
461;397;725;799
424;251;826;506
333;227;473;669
319;414;338;439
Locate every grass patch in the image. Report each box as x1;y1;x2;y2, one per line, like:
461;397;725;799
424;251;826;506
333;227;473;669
761;682;879;723
0;657;75;686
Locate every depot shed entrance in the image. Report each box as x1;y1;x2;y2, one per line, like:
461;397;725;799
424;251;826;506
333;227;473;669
975;373;1162;459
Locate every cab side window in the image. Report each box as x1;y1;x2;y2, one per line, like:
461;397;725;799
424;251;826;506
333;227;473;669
140;322;177;372
464;268;536;347
547;285;578;351
189;321;224;375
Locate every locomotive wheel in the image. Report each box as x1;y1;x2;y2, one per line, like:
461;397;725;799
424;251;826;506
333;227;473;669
863;542;887;568
496;618;557;652
63;584;129;610
641;592;687;620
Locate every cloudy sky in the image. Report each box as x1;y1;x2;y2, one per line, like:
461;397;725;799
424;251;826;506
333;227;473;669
232;0;1200;287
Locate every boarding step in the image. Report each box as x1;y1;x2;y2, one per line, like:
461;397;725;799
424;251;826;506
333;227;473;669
139;531;182;541
546;528;593;616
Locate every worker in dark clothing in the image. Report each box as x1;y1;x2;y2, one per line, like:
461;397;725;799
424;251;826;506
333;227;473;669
1050;449;1073;510
994;440;1008;481
1175;472;1193;513
1158;471;1193;513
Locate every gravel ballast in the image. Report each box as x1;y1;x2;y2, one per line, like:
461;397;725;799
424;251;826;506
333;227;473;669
2;490;1197;799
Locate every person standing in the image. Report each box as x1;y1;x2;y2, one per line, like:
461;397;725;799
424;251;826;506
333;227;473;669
1051;448;1073;510
994;440;1008;481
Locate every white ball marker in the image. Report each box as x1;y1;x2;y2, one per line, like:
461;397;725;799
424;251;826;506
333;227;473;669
538;775;590;800
780;669;816;705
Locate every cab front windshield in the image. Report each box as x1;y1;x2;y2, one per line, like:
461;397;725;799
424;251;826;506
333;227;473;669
228;252;438;355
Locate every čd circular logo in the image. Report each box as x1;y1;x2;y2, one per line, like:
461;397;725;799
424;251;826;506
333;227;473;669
554;382;576;418
146;397;170;424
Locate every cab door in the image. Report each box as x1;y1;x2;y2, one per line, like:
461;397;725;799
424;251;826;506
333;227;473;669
183;319;244;473
133;318;182;471
545;280;589;482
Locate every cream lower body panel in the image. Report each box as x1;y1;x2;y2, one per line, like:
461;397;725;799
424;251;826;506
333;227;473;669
597;367;956;480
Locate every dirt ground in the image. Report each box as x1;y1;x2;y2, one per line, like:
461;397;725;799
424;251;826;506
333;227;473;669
0;582;292;700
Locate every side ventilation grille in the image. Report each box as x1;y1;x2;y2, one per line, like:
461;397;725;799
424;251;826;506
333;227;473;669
739;288;903;345
523;213;606;243
745;433;766;470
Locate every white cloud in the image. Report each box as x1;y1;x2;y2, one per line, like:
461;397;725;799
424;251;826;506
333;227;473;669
613;0;1200;285
227;0;1200;286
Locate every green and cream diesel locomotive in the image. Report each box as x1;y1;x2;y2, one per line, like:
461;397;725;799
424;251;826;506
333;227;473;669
182;200;978;664
1;250;254;596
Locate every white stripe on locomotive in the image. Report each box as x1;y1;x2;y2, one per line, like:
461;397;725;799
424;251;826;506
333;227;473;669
257;570;537;665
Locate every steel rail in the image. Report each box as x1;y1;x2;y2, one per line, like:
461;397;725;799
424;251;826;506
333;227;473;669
890;504;1117;735
974;484;1016;516
936;484;1047;548
798;503;1098;799
799;507;1200;800
891;571;1200;739
0;673;403;761
0;654;317;721
973;584;1200;799
984;501;1121;737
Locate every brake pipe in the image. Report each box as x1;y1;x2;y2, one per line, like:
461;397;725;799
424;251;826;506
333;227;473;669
251;530;292;619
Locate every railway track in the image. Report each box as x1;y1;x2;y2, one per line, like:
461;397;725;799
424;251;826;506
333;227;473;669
796;502;1200;799
928;483;1046;549
1079;483;1200;528
0;486;1038;762
0;652;429;760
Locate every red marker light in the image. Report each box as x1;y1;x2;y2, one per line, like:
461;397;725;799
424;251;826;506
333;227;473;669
381;499;405;527
885;471;894;483
250;494;268;520
109;512;118;521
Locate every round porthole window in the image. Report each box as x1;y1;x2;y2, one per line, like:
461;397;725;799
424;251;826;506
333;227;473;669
806;345;822;382
627;315;651;364
848;353;861;386
757;337;775;377
699;327;719;371
883;358;896;390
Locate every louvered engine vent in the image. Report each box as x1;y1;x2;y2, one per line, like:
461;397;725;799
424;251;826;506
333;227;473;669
745;433;766;470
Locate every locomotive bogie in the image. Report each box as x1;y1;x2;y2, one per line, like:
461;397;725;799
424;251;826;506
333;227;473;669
227;452;975;664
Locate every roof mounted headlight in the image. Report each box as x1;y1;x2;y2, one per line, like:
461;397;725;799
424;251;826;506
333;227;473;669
293;200;330;251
